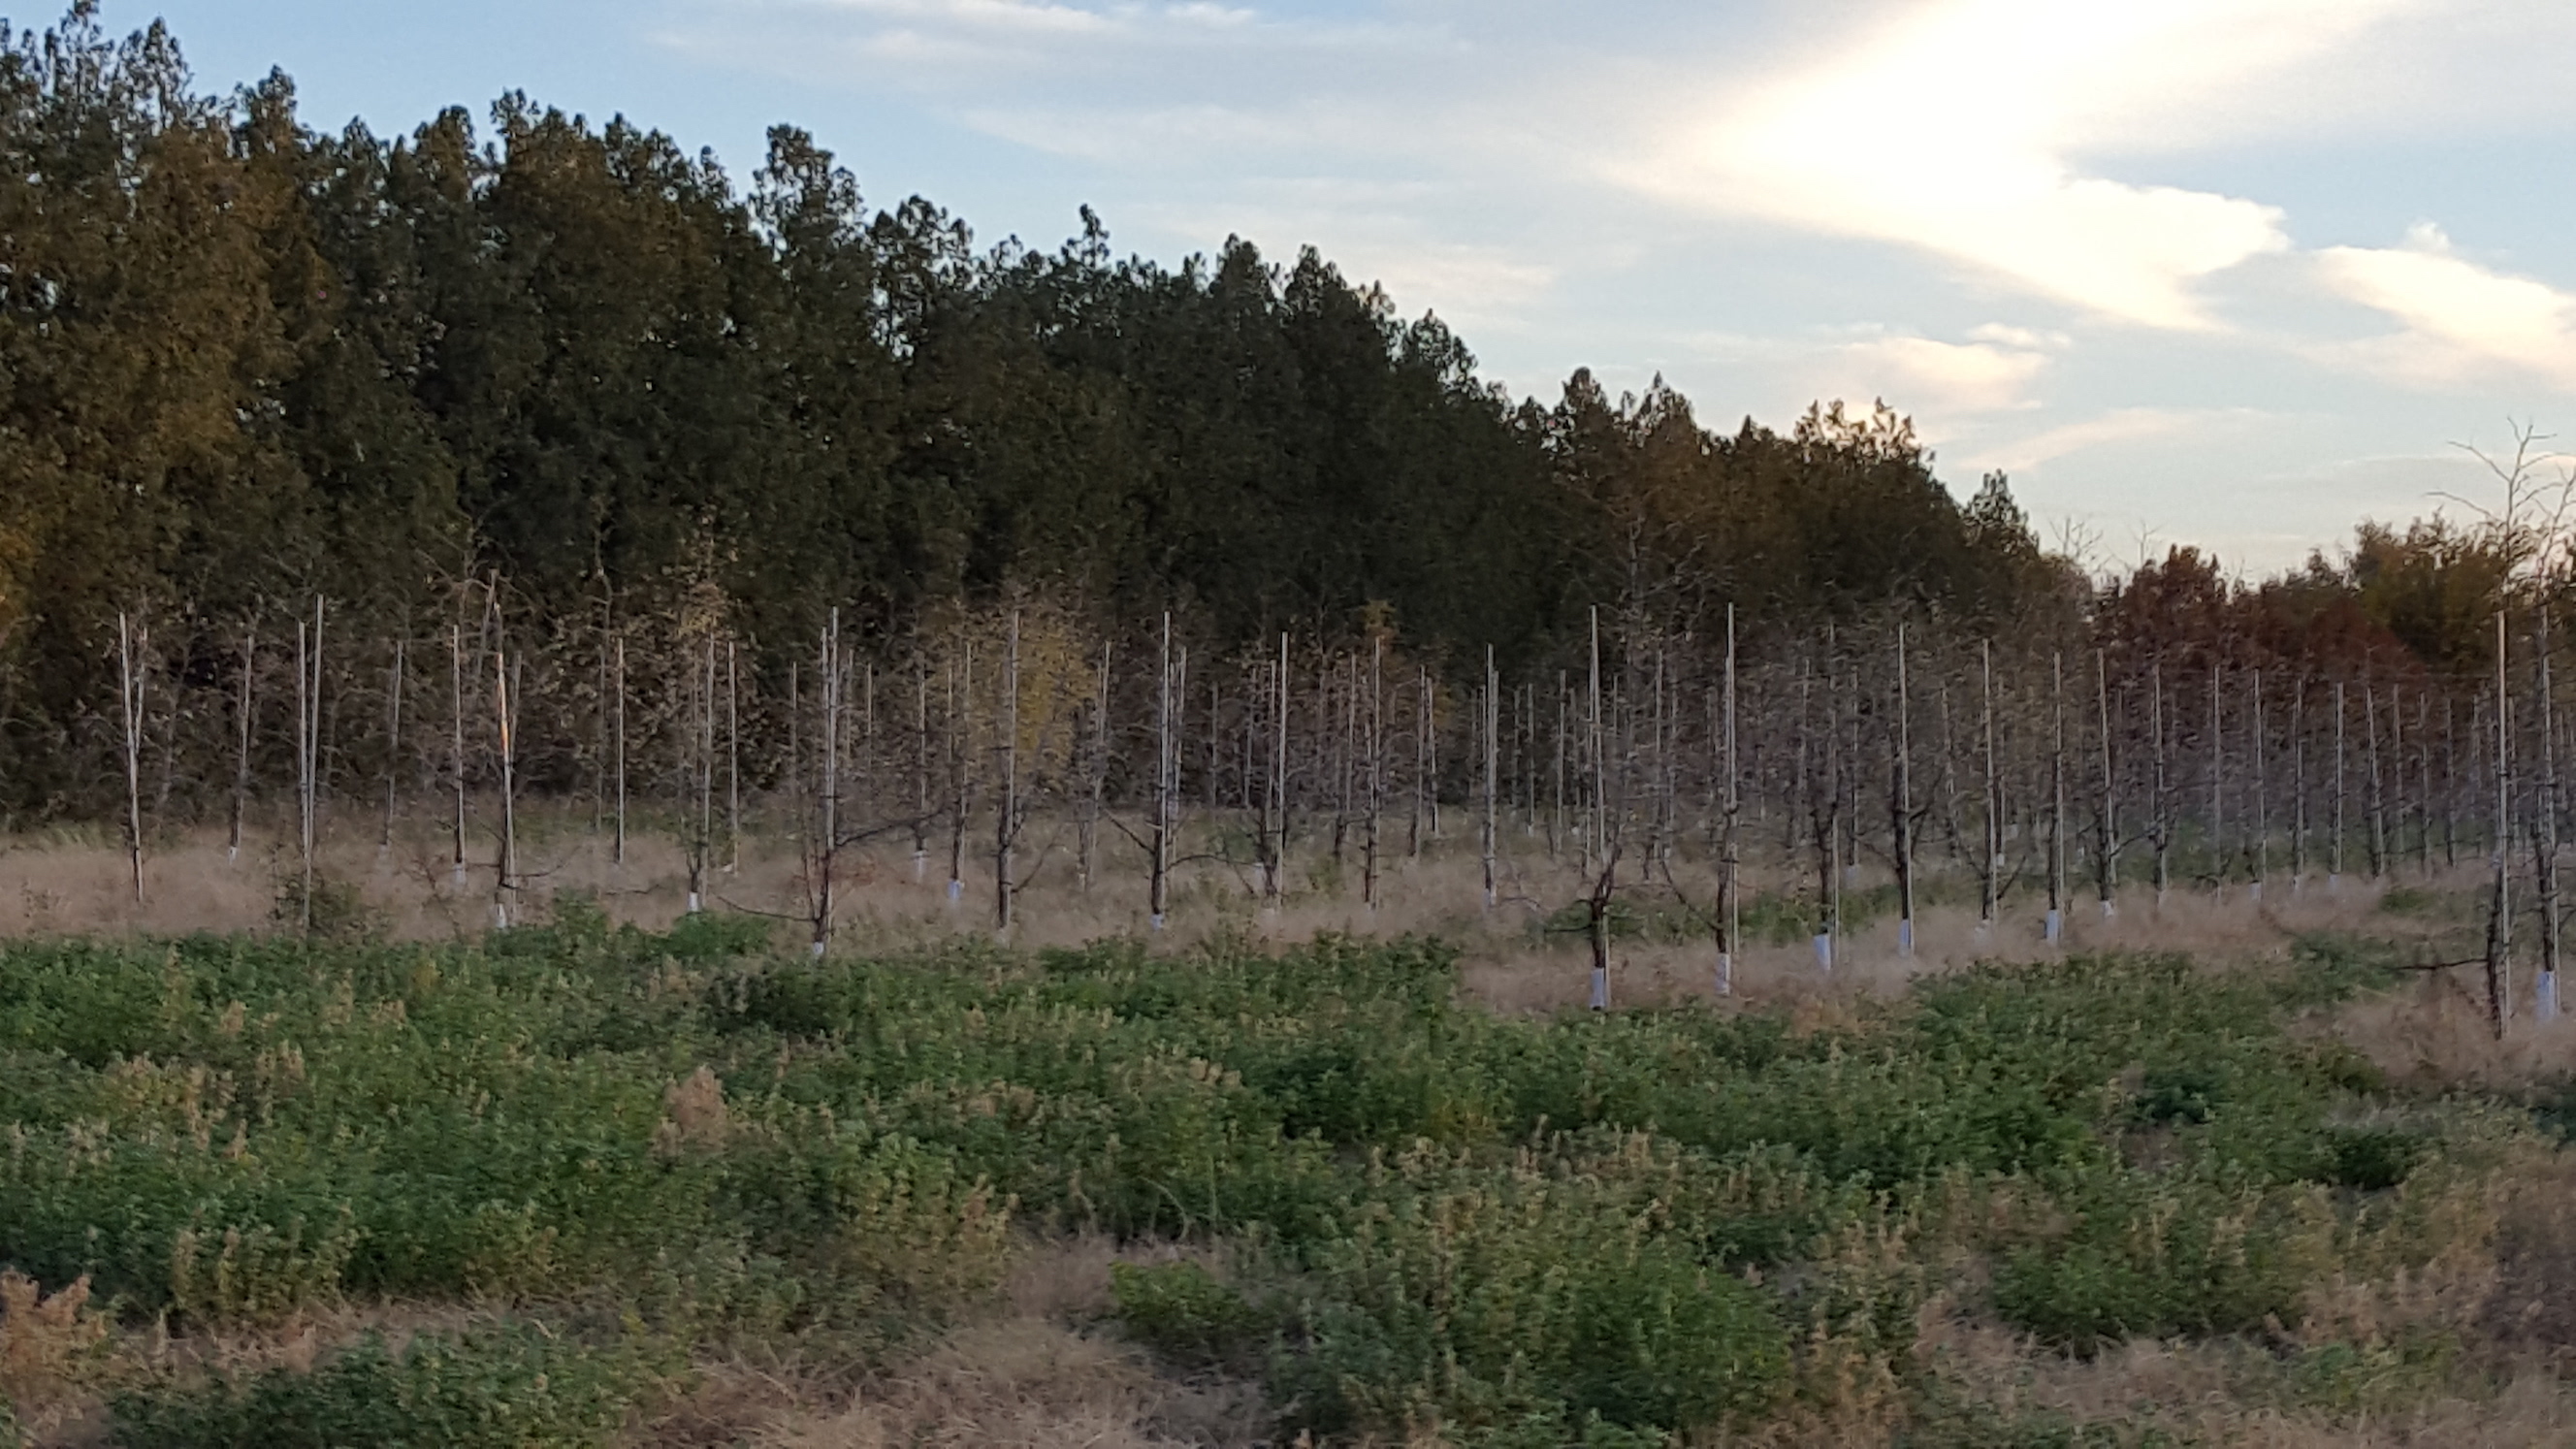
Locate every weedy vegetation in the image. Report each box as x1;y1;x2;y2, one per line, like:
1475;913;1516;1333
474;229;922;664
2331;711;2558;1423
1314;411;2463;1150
3;900;2576;1444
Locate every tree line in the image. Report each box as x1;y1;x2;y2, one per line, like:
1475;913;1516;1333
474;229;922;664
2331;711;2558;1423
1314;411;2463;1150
0;5;2074;814
9;0;2575;1001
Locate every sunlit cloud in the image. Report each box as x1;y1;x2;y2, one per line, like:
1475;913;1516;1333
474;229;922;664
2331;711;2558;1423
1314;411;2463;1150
1617;0;2436;328
2313;225;2576;394
1821;335;2051;417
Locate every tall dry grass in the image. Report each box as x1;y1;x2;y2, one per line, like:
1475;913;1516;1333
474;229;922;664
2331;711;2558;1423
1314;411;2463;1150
0;800;2438;981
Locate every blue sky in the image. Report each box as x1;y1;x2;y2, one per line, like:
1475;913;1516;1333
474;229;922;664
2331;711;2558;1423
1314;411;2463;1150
123;0;2576;576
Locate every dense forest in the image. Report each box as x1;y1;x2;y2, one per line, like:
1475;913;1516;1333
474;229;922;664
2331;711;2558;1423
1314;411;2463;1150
0;4;2545;839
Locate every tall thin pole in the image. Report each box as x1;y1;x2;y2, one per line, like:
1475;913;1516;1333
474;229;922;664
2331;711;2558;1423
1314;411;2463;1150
816;609;841;954
301;598;324;927
689;636;713;913
2365;680;2387;879
493;644;515;929
1893;623;1916;954
2333;681;2349;886
1084;641;1111;892
1482;644;1499;910
2048;650;2066;941
949;637;971;902
2537;606;2561;1020
2490;611;2513;1038
997;610;1020;932
1365;635;1383;908
2252;668;2269;895
726;640;740;874
2096;649;2117;915
1719;605;1739;995
913;651;929;878
1980;638;2000;928
450;622;467;888
2208;661;2224;896
381;636;404;850
1151;612;1173;928
117;611;146;905
1272;633;1290;896
2292;678;2308;889
2151;660;2170;902
1409;664;1428;860
612;631;628;867
1587;608;1604;874
230;625;255;862
1552;672;1567;860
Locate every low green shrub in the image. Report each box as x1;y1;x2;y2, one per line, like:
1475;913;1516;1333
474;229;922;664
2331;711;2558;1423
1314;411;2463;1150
1111;1259;1272;1368
111;1325;660;1449
1992;1169;2335;1349
1277;1148;1791;1438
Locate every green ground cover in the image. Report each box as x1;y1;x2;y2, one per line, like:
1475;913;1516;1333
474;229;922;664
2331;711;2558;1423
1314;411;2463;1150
0;908;2556;1445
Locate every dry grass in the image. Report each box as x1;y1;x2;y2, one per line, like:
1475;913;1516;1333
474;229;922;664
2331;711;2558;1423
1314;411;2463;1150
636;1235;1263;1449
741;1319;1258;1449
0;1272;108;1443
0;803;2427;989
6;1296;505;1448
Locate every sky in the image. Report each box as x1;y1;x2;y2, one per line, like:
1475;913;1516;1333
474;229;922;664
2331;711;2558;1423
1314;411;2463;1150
113;0;2576;577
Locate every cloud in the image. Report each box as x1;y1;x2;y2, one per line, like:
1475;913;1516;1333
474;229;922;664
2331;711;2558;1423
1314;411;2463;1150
1821;334;2051;416
1664;325;2057;434
658;0;1424;87
2313;225;2576;394
1973;407;2247;472
1612;0;2450;328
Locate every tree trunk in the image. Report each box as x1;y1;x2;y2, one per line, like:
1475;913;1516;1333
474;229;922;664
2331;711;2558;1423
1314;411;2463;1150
230;625;255;862
813;610;841;954
1891;624;1916;954
2537;608;2560;1019
2047;650;2065;941
2489;611;2513;1038
2095;650;2118;914
612;631;628;867
997;610;1020;933
1481;645;1499;910
493;647;516;929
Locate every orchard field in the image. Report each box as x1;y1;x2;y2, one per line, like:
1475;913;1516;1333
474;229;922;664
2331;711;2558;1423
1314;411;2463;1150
6;880;2576;1446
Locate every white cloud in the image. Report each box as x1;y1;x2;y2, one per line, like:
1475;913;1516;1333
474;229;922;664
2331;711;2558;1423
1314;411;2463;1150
1614;0;2442;328
1968;323;2068;351
2313;225;2576;394
660;0;1426;85
1973;406;2243;472
1820;334;2050;416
